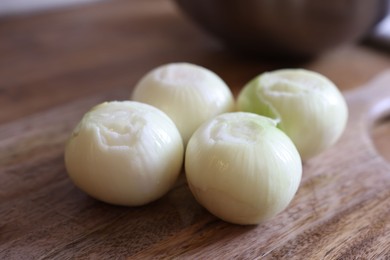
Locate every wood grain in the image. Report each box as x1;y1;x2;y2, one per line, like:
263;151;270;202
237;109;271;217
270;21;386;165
1;0;390;259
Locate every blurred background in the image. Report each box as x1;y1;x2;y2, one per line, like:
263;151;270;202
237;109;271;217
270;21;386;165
0;0;101;15
1;0;389;49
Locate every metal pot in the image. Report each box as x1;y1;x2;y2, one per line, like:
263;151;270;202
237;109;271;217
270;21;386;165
174;0;388;57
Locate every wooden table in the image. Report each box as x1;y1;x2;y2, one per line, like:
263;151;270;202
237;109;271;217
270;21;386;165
1;0;390;258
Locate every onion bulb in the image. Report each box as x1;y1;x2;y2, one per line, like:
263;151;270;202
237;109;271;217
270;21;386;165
185;112;302;225
237;69;348;161
64;101;184;206
131;62;235;144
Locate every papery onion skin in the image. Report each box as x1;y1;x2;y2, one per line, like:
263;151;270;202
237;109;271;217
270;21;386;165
131;62;235;144
64;101;184;206
185;112;302;225
237;69;348;161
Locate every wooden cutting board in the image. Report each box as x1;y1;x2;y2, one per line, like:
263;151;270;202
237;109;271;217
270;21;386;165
1;70;390;259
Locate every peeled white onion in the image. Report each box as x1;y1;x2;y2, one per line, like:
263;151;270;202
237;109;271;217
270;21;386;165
64;101;184;206
185;112;302;225
237;69;348;161
131;62;235;144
